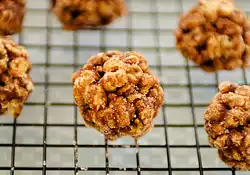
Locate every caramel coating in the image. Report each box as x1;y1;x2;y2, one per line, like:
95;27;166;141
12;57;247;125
72;51;164;140
0;0;26;35
51;0;127;30
204;81;250;170
175;0;250;72
0;36;33;118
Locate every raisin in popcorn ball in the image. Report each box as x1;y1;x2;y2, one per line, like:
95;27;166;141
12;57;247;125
72;51;164;140
52;0;127;30
0;0;26;35
0;36;33;118
175;0;250;72
204;81;250;170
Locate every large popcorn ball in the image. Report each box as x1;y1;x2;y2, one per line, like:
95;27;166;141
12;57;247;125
204;81;250;170
0;36;33;118
52;0;127;30
175;0;250;72
72;51;164;140
0;0;26;35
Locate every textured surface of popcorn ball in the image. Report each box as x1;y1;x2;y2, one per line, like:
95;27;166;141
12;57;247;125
0;36;33;118
204;81;250;170
175;0;250;72
72;51;164;140
52;0;127;30
0;0;26;35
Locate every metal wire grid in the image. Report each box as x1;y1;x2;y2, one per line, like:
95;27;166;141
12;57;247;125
0;0;249;175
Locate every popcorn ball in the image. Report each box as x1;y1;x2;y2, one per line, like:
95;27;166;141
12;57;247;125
52;0;127;30
204;81;250;170
0;0;26;35
175;0;250;72
72;51;164;140
0;36;33;118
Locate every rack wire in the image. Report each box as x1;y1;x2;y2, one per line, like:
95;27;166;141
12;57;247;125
0;0;250;174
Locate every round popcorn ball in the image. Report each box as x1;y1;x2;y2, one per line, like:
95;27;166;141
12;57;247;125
174;0;250;72
204;81;250;170
51;0;127;30
0;0;26;35
72;51;164;140
0;36;33;118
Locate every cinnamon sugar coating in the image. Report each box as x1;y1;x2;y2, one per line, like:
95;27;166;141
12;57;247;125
0;0;26;35
175;0;250;72
205;81;250;170
0;36;33;118
51;0;127;30
219;149;250;171
72;51;164;140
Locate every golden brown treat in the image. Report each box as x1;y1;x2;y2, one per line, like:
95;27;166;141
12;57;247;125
219;149;250;171
0;36;33;118
72;51;164;140
51;0;127;30
0;0;26;35
204;81;250;170
174;0;250;72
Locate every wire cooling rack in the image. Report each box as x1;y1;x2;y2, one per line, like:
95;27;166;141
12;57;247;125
0;0;250;175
